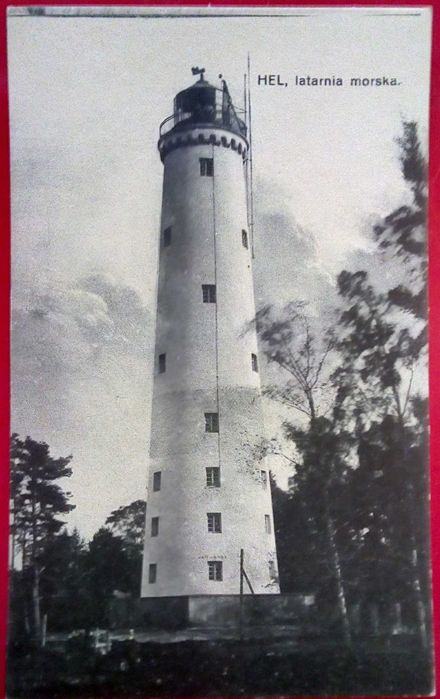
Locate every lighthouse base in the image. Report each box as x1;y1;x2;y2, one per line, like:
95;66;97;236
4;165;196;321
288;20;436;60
109;594;314;631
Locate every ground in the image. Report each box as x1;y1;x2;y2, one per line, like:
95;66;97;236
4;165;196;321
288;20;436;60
7;630;434;698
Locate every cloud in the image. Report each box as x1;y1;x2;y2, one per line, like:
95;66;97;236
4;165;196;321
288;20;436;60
253;178;337;316
11;272;153;442
78;274;151;355
11;274;154;539
12;273;151;376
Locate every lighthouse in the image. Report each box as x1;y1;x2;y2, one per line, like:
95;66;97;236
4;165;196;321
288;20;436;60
141;69;279;606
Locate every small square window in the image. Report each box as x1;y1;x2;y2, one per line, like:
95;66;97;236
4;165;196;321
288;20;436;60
202;284;216;303
268;560;277;580
206;467;221;487
265;514;271;534
153;471;161;492
207;512;222;533
242;229;248;249
205;412;219;433
208;560;223;581
158;353;166;374
251;353;258;372
163;226;172;247
261;470;268;489
149;563;157;584
151;517;159;537
200;157;214;177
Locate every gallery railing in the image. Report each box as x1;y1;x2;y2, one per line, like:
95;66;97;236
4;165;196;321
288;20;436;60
159;107;247;139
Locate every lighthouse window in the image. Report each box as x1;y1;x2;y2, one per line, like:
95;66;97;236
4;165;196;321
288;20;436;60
158;353;166;373
205;412;219;433
151;517;159;537
251;353;259;372
202;284;216;303
206;467;221;487
153;471;161;491
265;514;272;534
242;229;248;248
163;226;172;247
148;564;157;584
261;470;268;489
268;560;277;580
200;157;214;177
207;512;222;533
208;560;223;581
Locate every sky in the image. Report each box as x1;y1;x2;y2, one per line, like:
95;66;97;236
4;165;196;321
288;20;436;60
7;6;432;539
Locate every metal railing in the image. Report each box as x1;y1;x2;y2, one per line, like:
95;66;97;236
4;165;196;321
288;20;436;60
159;107;247;139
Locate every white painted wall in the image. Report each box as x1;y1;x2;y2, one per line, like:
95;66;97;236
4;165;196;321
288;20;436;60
141;125;280;597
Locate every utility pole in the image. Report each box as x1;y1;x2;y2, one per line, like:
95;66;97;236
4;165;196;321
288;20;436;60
239;548;244;640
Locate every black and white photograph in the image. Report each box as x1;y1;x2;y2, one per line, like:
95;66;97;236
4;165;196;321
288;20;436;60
6;5;434;696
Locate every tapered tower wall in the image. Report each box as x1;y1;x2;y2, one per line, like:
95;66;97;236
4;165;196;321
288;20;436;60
141;110;279;598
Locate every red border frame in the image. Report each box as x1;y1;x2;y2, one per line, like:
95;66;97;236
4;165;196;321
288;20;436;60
0;2;438;698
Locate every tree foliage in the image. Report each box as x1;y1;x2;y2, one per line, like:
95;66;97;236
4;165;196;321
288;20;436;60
105;499;146;550
10;434;75;640
256;301;334;419
264;121;429;646
10;434;74;564
82;526;142;627
374;120;427;321
10;436;145;637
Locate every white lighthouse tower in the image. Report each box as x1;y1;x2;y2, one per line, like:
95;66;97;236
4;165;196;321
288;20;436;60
141;70;279;609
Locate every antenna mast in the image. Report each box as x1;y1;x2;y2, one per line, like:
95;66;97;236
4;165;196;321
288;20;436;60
247;53;255;258
243;72;247;127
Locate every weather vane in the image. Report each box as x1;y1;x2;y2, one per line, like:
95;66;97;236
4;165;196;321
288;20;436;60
191;66;205;80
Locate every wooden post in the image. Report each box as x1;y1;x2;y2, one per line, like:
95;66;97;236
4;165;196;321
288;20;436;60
239;549;244;640
370;603;380;636
41;613;47;648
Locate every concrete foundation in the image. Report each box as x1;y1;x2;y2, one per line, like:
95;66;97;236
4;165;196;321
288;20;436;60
109;594;315;630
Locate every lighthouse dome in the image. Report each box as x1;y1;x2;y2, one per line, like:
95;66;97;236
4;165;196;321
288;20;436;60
159;71;247;140
174;76;217;123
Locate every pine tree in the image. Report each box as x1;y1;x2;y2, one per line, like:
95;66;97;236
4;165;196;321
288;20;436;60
105;499;146;550
39;529;89;631
83;527;142;627
256;304;353;644
335;270;429;647
374;121;427;323
10;434;74;642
